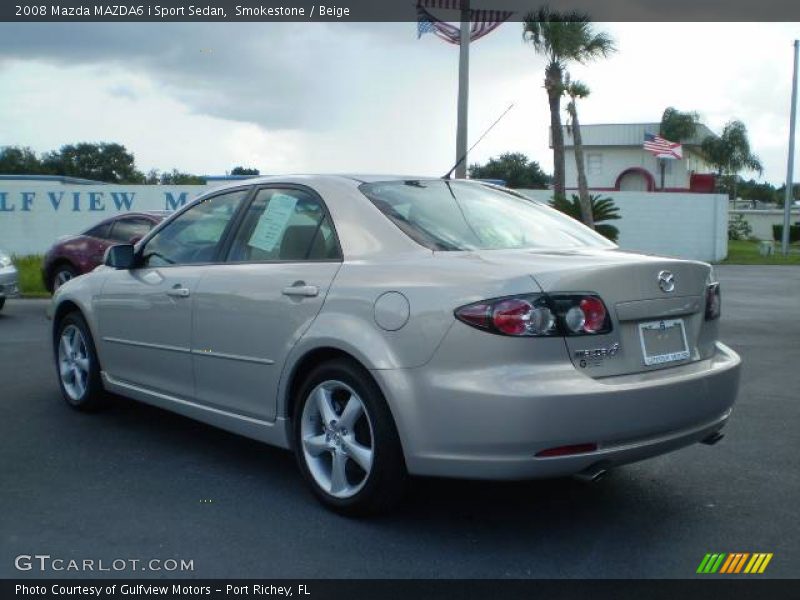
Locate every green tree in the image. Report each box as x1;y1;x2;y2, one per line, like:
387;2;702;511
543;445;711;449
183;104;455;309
42;142;144;183
564;78;593;228
231;166;260;176
158;169;206;185
0;146;46;174
468;152;550;189
523;8;615;200
658;107;700;190
701;120;763;201
737;178;779;205
550;193;621;242
659;107;700;142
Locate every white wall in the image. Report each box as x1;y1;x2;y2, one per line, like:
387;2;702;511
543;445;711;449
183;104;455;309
730;209;800;240
519;190;729;262
0;182;224;255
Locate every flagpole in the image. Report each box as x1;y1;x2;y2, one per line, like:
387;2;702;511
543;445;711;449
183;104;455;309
782;39;798;256
454;0;470;179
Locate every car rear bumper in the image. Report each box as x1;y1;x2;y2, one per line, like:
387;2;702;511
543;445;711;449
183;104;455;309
0;266;20;298
376;341;741;479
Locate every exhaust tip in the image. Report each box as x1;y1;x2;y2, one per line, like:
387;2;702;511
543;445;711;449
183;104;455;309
573;464;609;483
701;431;725;446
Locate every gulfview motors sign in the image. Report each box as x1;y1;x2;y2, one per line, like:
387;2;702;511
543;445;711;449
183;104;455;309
0;189;194;212
0;183;211;254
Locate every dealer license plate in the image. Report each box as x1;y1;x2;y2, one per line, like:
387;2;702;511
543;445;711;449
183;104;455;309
638;319;690;366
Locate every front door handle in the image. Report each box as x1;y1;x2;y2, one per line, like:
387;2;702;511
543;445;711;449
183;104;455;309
166;286;191;298
282;283;319;298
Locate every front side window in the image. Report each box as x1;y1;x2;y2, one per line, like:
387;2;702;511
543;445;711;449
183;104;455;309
141;189;248;267
360;180;615;251
228;188;340;262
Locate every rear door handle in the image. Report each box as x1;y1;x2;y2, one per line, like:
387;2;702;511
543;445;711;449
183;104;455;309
282;284;319;298
166;286;191;298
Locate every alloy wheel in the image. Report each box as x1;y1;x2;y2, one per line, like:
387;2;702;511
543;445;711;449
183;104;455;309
58;324;90;401
300;380;375;499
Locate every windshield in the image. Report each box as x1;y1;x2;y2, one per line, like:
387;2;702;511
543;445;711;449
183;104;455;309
360;180;615;251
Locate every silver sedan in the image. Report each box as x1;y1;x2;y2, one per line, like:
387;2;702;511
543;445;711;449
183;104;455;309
0;248;20;311
49;175;741;515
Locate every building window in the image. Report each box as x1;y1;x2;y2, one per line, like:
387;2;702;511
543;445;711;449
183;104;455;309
587;153;603;175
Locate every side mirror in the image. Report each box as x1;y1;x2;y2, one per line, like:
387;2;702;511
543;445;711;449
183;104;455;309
104;244;135;269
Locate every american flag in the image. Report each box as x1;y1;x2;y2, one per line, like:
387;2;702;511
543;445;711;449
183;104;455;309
416;1;513;44
643;133;683;160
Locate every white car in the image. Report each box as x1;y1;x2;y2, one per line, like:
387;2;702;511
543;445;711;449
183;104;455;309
0;248;20;311
50;175;741;515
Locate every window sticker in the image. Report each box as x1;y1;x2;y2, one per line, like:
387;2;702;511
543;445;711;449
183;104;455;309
248;193;298;252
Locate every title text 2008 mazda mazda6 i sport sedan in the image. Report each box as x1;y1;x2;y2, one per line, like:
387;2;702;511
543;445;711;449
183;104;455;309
49;175;741;515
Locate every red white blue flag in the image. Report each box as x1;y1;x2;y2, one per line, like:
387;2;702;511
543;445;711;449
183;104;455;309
417;1;513;44
644;133;683;159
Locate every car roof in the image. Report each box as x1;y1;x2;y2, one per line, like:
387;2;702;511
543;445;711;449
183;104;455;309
203;174;489;194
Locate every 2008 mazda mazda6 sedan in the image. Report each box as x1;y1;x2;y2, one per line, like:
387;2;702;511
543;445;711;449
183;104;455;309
49;175;741;515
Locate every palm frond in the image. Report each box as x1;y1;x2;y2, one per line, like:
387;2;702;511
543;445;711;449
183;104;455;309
549;194;621;242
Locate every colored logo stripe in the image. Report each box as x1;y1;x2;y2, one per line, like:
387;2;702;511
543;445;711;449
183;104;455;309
744;553;773;574
697;553;773;574
697;553;726;573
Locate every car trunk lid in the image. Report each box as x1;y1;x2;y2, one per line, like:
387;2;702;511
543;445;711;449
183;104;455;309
469;247;713;377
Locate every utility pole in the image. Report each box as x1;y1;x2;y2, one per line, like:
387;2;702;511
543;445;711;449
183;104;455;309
782;39;798;256
454;0;470;179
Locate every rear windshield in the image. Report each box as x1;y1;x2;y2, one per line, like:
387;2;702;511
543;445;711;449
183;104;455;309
359;180;615;251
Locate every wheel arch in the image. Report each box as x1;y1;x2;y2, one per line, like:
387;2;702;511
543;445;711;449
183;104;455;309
51;296;102;369
279;344;406;459
283;346;370;423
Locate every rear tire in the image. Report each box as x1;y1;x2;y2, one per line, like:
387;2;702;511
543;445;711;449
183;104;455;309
293;359;407;516
54;312;108;411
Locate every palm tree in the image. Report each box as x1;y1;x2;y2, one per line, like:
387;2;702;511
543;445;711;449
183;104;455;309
551;194;621;242
658;107;700;190
564;78;593;227
701;120;763;202
522;8;615;200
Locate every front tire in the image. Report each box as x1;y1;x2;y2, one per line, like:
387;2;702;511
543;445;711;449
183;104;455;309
54;312;107;411
51;264;77;292
293;359;407;516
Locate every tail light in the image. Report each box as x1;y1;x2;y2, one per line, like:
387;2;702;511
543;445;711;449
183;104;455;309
455;293;612;337
705;282;721;320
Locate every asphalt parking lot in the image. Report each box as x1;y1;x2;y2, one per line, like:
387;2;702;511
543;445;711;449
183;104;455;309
1;265;798;579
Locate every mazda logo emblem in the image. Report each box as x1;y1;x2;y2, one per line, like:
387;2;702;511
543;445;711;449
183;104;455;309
658;270;675;293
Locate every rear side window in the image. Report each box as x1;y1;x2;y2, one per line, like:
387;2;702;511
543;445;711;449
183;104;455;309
360;180;614;251
109;217;154;242
227;188;340;262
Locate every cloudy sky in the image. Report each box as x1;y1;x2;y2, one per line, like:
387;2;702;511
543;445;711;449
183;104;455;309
0;22;798;184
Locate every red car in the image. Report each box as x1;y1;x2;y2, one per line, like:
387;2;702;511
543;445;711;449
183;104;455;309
42;212;166;292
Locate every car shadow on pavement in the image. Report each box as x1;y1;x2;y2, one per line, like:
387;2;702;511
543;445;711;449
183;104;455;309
100;393;684;529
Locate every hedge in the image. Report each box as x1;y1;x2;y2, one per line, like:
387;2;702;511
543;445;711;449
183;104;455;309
772;224;800;243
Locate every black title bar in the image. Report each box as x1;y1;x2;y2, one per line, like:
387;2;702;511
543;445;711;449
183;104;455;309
3;579;800;600
3;0;800;22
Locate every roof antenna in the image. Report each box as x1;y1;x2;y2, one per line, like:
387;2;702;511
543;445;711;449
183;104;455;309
442;103;515;180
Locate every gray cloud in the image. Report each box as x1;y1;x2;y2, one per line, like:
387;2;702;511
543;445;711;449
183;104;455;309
0;22;410;130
